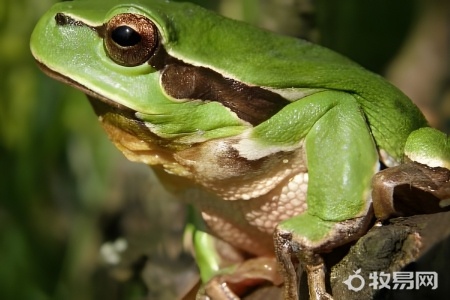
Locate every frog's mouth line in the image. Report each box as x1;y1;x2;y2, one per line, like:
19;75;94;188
35;60;135;114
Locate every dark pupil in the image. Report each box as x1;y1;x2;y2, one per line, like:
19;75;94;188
111;26;141;47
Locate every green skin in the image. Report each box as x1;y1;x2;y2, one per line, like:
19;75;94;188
31;0;450;299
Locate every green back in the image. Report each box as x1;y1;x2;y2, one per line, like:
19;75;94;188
44;0;430;160
135;0;428;160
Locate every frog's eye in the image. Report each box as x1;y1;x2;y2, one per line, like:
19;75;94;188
104;13;158;67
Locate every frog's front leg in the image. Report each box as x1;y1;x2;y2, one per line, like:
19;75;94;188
274;95;378;300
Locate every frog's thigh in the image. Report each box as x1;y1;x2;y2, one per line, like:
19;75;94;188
275;93;378;299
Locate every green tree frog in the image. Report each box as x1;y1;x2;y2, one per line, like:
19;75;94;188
30;0;450;299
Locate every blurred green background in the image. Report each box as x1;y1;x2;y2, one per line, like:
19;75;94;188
1;0;448;299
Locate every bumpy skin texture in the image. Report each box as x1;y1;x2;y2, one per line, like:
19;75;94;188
94;102;309;256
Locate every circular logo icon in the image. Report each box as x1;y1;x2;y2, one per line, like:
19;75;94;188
343;269;365;292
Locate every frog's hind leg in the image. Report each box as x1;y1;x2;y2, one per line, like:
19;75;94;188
274;93;378;300
186;209;283;299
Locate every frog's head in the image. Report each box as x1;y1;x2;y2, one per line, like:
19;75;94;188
31;0;282;158
31;0;166;114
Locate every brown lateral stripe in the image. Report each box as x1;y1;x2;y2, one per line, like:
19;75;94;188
160;60;290;126
150;46;290;126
